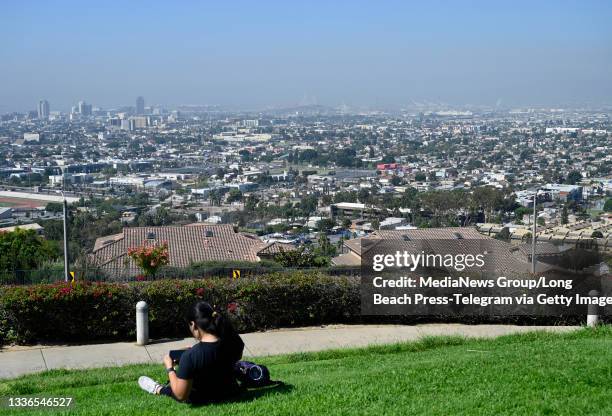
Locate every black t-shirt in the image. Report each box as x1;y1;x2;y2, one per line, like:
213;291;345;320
177;335;244;403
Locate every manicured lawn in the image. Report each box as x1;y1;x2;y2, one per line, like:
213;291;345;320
1;327;611;415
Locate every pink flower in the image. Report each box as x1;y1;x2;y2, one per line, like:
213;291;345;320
196;288;205;297
227;302;238;313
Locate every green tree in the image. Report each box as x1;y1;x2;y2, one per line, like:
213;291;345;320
472;187;504;223
245;195;259;212
316;232;336;257
358;188;370;204
566;170;582;185
371;218;380;230
273;246;328;267
226;188;243;203
333;191;358;204
45;202;64;213
316;218;336;233
137;207;173;227
299;195;318;216
320;194;333;206
561;205;569;224
495;227;511;242
0;229;59;274
208;189;222;206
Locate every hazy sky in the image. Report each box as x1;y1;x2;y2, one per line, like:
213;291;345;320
1;0;611;111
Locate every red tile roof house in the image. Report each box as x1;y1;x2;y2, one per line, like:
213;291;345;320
91;224;293;279
332;227;553;274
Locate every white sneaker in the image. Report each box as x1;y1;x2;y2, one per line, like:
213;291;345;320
138;376;162;395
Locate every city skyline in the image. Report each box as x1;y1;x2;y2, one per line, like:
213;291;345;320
1;1;611;112
0;2;610;413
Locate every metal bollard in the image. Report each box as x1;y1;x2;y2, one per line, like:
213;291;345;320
136;301;149;345
586;290;599;328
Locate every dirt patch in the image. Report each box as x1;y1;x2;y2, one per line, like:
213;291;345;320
0;197;46;208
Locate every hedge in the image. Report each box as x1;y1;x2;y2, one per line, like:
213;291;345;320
0;272;360;345
0;272;594;346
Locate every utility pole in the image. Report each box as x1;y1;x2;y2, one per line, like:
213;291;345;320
62;171;70;282
531;191;537;274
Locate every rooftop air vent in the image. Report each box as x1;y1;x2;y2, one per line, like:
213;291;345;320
453;232;464;240
205;230;214;238
146;232;156;240
402;235;411;241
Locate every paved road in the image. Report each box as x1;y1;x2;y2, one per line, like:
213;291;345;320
0;324;579;379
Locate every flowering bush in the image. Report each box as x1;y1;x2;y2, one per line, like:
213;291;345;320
0;272;360;345
128;241;169;277
0;281;135;344
0;271;579;346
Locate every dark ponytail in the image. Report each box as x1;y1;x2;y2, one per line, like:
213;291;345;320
187;301;228;339
186;300;245;362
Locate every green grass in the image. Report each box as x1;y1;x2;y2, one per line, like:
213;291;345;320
1;327;611;415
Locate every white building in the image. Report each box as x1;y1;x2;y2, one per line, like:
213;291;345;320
23;133;40;142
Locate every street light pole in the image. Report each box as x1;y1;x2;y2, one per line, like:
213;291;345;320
62;171;69;282
63;197;69;282
531;191;537;274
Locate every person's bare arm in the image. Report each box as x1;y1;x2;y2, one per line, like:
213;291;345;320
163;354;192;401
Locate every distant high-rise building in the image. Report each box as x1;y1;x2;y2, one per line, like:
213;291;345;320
78;100;92;116
136;96;145;115
37;100;50;119
130;116;149;130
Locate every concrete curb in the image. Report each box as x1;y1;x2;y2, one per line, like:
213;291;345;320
0;324;580;379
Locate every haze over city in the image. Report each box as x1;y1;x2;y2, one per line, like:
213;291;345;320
0;2;611;414
1;0;611;112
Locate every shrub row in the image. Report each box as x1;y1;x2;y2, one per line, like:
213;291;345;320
0;271;594;346
0;272;360;345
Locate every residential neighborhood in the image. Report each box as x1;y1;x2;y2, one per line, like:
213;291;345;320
0;103;610;282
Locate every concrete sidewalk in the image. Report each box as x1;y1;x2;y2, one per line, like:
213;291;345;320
0;324;579;379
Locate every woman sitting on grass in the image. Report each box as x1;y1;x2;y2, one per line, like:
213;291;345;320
138;301;244;404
